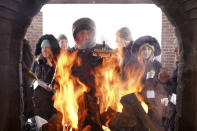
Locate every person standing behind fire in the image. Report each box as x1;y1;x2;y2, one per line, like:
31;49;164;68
72;17;111;50
31;34;60;129
70;17;111;130
116;27;134;67
131;35;164;82
71;17;111;90
116;27;133;49
58;34;69;50
132;35;170;129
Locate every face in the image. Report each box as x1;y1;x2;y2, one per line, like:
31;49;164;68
75;29;94;49
41;46;53;59
116;31;125;48
140;44;153;60
59;39;68;50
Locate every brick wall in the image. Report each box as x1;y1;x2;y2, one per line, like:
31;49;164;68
161;12;177;75
25;12;43;55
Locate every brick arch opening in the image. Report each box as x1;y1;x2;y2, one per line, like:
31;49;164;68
0;0;196;131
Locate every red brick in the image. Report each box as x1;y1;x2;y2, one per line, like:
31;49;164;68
25;12;43;54
161;12;177;74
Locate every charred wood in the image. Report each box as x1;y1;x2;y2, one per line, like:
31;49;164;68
120;93;164;131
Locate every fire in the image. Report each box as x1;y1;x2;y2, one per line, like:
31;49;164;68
94;55;123;113
53;51;87;130
141;102;148;114
53;49;148;130
136;93;148;114
102;125;111;131
94;49;147;114
117;48;124;68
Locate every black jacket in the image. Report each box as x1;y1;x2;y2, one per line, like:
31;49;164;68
140;60;177;128
142;59;162;83
70;44;110;94
31;57;57;120
69;44;110;129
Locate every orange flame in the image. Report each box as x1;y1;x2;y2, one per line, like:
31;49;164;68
102;125;111;131
136;93;148;114
53;51;87;130
53;49;148;130
94;51;147;114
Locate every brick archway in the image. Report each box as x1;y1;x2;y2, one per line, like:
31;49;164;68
153;1;197;130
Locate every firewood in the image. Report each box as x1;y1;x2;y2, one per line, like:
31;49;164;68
100;107;116;125
120;93;164;131
109;112;137;130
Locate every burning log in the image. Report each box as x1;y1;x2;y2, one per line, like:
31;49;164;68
100;107;116;125
100;107;137;130
109;112;137;130
120;93;164;131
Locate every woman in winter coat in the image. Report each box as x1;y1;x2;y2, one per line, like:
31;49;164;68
32;34;60;128
132;36;171;130
132;35;163;82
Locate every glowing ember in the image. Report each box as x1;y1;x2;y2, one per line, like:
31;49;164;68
102;125;111;131
53;51;88;130
141;102;148;114
136;92;148;114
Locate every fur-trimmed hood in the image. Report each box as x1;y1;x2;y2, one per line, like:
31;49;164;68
132;35;161;57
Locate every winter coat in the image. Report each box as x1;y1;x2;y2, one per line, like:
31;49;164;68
69;44;111;129
162;62;178;131
140;60;177;129
141;59;162;83
166;62;178;94
140;78;169;127
70;44;111;93
31;57;57;120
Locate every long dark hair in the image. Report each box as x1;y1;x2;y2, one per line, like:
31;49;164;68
35;34;60;57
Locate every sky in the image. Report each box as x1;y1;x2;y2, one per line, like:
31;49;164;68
41;4;162;49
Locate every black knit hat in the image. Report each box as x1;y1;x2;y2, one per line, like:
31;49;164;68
35;34;60;57
132;36;161;56
72;17;96;40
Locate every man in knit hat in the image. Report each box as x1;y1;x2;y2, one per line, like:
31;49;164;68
71;17;111;130
72;17;111;50
72;17;96;49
